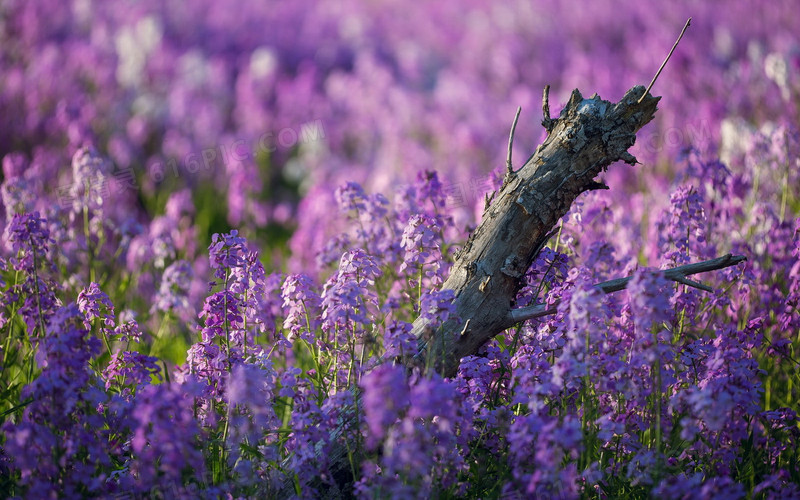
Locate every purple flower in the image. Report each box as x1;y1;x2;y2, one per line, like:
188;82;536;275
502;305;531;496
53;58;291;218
657;184;713;266
399;214;442;275
383;320;417;359
230;250;282;340
103;350;162;392
69;145;114;212
226;362;277;415
184;340;229;399
199;290;245;343
320;262;376;332
208;230;248;280
414;170;447;210
165;187;196;219
225;362;280;465
5;211;52;272
418;289;456;329
153;259;194;319
335;181;368;213
367;373;467;495
281;273;321;341
77;281;115;331
128;381;205;493
626;268;673;337
360;363;409;448
338;248;382;284
114;318;143;344
1;176;36;223
2;304;109;496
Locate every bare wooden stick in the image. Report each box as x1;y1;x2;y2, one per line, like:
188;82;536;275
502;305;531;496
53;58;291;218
542;84;554;131
506;106;522;176
639;18;692;104
507;253;746;325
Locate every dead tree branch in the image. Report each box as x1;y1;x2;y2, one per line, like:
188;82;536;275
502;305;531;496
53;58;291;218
507;253;747;325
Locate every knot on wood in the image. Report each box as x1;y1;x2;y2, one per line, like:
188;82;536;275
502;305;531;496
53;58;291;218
501;254;525;278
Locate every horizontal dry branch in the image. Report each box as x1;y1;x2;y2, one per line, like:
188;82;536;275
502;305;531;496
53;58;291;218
507;253;747;326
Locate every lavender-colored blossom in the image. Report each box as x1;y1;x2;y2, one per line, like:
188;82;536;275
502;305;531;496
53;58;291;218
283;381;327;498
360;363;409;448
364;373;467;497
657;184;713;266
153;259;194;319
199;290;245;343
418;289;456;329
2;304;109;497
225;362;280;471
399;214;442;275
185;340;230;400
1;176;36;223
209;230;248;280
231;250;282;341
506;414;581;497
338;248;382;284
5;211;52;272
320;270;373;332
103;349;162;391
165;187;196;220
1;2;800;496
383;320;417;359
77;281;115;331
281;273;321;341
335;181;368;213
128;381;205;493
68;146;115;212
114;318;143;344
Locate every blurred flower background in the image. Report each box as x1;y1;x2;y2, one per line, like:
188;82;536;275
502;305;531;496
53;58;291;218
1;0;799;497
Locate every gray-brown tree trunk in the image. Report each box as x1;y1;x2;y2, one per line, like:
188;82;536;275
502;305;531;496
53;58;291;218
411;85;660;377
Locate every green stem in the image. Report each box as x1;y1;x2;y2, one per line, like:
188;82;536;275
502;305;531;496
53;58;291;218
82;187;96;284
2;270;20;368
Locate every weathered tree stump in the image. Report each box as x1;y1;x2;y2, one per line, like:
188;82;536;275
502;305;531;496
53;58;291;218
412;85;660;377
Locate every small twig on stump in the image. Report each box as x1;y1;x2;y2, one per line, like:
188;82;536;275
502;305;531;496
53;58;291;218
505;106;522;179
507;253;746;325
542;84;554;132
639;17;692;104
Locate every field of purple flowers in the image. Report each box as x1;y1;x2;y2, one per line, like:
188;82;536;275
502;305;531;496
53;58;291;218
1;0;799;498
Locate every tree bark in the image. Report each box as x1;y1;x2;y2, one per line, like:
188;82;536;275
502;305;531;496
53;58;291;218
411;85;661;377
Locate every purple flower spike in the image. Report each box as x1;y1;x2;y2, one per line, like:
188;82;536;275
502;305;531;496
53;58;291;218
360;364;409;448
208;230;249;280
77;282;116;331
6;212;52;273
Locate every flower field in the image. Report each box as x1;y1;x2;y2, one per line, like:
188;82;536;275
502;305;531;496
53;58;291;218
1;0;799;498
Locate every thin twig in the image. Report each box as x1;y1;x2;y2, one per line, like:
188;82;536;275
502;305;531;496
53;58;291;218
507;253;745;325
638;17;692;104
506;106;522;175
542;84;554;131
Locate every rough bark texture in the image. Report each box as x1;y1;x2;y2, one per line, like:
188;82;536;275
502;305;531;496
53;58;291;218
411;85;660;377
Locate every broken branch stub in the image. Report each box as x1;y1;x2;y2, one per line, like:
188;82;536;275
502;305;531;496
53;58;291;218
411;85;660;377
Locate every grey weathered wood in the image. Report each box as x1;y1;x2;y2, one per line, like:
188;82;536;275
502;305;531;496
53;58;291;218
507;253;747;324
411;85;661;377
